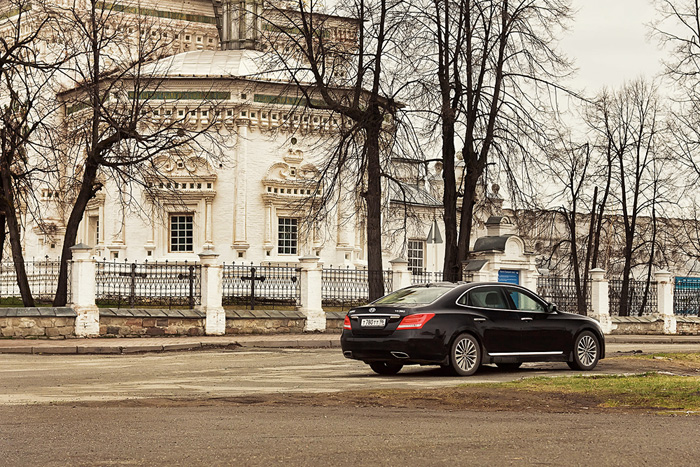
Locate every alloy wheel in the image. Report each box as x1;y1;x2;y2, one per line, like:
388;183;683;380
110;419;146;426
577;334;598;367
452;335;480;375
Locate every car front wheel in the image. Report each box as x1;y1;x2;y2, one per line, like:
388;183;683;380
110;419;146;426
449;333;481;376
568;331;600;371
369;362;403;375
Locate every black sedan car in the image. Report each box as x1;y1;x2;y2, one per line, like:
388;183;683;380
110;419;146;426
341;282;605;376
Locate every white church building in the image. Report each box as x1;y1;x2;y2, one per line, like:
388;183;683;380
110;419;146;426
6;0;448;274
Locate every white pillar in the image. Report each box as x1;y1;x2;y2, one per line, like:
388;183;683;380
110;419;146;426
390;258;411;291
198;251;226;335
655;270;676;334
299;256;325;331
70;243;100;337
589;268;613;334
204;198;214;249
234;125;248;245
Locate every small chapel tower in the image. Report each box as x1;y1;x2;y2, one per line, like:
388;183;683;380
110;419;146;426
212;0;264;50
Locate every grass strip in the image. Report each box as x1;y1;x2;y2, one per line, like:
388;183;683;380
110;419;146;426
495;372;700;412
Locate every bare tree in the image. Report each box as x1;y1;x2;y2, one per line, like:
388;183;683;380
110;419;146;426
541;136;595;314
585;81;669;316
50;1;227;305
0;0;66;305
258;0;415;299
410;0;573;280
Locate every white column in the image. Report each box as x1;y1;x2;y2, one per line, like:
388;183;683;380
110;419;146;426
390;258;411;291
589;268;613;334
299;256;325;331
198;251;226;335
204;198;214;249
70;243;100;337
655;270;676;334
233;125;248;246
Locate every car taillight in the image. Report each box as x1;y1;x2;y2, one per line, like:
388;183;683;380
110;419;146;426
396;313;435;330
343;315;352;330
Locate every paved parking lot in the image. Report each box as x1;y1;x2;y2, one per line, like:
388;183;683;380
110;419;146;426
1;342;696;405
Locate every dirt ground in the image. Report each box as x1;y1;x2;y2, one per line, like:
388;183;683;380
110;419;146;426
73;355;700;415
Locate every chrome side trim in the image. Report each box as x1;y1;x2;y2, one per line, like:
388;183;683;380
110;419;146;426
473;318;486;322
488;351;564;357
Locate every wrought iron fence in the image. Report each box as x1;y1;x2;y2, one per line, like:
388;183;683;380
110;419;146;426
536;276;591;314
0;258;68;303
410;270;445;285
608;279;658;316
674;277;700;316
222;263;301;309
321;267;393;310
95;260;201;309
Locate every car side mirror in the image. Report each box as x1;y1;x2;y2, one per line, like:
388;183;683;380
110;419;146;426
547;303;558;313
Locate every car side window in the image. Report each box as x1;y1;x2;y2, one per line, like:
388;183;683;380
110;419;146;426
506;288;546;312
467;287;509;309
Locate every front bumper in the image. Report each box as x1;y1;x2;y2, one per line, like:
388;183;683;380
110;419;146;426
340;329;446;365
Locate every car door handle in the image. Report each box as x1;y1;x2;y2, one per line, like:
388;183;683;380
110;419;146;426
521;317;533;321
474;318;486;322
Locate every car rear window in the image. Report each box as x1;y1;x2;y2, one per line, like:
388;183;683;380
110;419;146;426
372;286;452;305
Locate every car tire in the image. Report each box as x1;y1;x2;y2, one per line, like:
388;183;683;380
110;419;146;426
449;333;481;376
568;331;600;371
369;362;403;375
496;362;522;371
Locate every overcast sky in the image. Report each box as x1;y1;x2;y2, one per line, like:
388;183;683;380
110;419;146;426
560;0;666;94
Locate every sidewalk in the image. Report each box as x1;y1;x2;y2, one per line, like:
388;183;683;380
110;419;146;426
0;333;698;355
0;333;342;355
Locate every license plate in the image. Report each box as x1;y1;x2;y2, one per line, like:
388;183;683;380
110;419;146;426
361;318;386;328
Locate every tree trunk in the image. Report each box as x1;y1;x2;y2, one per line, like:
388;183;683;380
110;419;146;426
566;211;586;315
457;170;480;277
365;124;384;301
0;214;6;262
53;161;99;306
0;157;34;306
619;237;634;317
581;186;598;316
441;123;459;282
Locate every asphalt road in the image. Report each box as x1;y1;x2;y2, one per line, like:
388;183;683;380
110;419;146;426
1;342;696;405
1;343;699;466
1;404;700;466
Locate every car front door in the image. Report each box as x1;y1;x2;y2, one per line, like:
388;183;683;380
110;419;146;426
464;286;522;354
504;287;567;354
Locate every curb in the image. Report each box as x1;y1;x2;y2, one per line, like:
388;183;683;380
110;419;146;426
0;339;342;355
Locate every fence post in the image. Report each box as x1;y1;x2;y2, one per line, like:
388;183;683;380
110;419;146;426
589;268;612;334
299;256;325;332
198;251;225;335
655;270;676;334
390;258;411;291
70;243;99;337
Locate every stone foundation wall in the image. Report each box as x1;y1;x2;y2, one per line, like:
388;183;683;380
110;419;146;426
0;308;76;338
224;310;344;334
100;316;205;337
675;317;700;335
610;315;700;335
610;317;665;335
99;309;205;337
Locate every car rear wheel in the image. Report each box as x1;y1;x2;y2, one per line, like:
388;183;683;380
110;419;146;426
449;333;481;376
369;362;403;375
568;331;600;371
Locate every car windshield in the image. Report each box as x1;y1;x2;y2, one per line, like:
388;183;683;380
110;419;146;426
372;286;452;305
